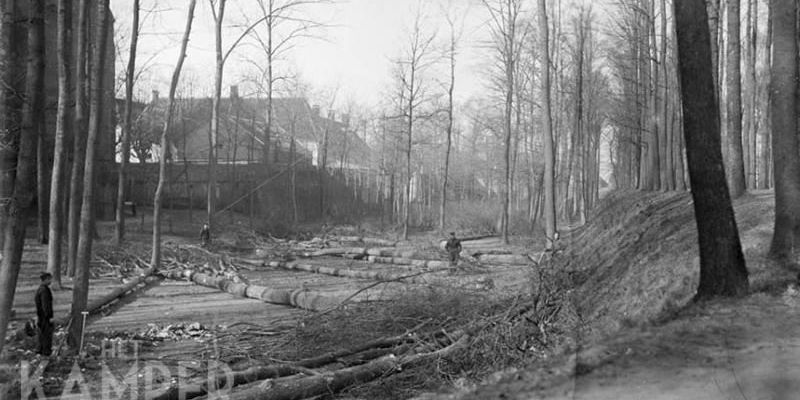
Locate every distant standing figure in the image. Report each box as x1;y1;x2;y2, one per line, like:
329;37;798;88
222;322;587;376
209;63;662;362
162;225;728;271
200;223;211;247
445;232;462;269
35;272;54;356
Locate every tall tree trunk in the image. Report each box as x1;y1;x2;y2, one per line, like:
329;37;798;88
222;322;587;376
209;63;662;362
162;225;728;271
726;0;746;198
68;0;111;349
540;0;556;250
152;0;196;270
47;0;73;289
0;0;13;253
439;19;456;232
208;0;225;230
674;0;749;298
767;0;800;261
37;124;48;244
707;0;721;95
758;0;772;189
0;0;44;355
114;0;139;244
747;0;757;189
67;0;90;277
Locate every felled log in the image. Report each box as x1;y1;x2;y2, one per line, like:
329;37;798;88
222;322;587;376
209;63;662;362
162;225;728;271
365;248;423;258
304;247;368;257
157;328;424;400
366;256;448;269
214;334;470;400
165;269;338;311
475;254;533;265
265;261;438;285
331;236;398;247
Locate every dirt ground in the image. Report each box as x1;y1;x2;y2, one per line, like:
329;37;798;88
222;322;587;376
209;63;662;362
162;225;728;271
6;190;797;400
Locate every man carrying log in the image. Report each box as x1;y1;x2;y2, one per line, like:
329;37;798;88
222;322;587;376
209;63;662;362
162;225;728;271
35;272;54;356
445;232;462;272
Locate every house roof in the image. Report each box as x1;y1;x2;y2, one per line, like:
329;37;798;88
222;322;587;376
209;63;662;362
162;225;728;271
123;94;370;167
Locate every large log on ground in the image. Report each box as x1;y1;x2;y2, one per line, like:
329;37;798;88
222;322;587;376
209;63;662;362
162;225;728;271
155;336;416;400
365;248;423;258
265;261;440;285
212;335;470;400
265;261;495;291
367;256;448;269
332;236;399;247
304;247;368;258
475;254;533;265
165;269;339;311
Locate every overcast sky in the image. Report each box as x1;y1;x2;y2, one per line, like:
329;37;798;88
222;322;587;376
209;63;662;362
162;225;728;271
111;0;493;109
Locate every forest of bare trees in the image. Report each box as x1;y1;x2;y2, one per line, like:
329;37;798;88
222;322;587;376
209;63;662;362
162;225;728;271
0;0;797;371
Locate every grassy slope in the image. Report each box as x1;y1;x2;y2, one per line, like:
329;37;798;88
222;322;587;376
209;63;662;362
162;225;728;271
416;189;791;399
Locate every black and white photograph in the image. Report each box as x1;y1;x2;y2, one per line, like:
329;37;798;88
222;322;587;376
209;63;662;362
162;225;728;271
0;0;796;398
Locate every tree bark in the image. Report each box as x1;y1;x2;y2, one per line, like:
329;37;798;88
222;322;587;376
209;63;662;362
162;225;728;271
0;0;13;254
69;0;111;349
674;0;749;298
47;0;73;289
0;0;44;356
207;0;225;230
540;0;557;250
439;13;457;232
767;0;800;261
726;0;746;198
151;0;197;270
67;0;90;277
114;0;139;245
758;0;772;189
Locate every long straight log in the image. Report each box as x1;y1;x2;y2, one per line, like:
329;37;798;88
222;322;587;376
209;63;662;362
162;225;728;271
155;339;415;400
265;261;440;285
366;256;449;269
214;335;470;400
329;236;399;247
165;269;338;311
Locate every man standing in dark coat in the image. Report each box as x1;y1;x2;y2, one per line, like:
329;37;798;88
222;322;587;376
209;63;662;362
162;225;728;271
35;272;54;355
445;232;462;271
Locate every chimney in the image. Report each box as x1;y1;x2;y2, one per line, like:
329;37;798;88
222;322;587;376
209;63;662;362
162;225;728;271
312;105;320;116
342;113;350;127
327;110;335;121
230;85;238;99
151;90;159;103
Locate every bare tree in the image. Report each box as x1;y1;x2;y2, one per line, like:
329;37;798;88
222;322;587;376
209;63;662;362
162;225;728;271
114;0;140;245
0;0;12;253
539;0;556;250
726;0;746;198
46;0;73;289
0;0;45;355
483;0;526;244
674;0;748;298
394;5;437;241
67;0;90;277
152;0;197;269
767;0;800;262
438;2;464;232
69;0;112;349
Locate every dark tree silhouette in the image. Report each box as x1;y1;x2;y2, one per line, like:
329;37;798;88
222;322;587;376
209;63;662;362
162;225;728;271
673;0;748;298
